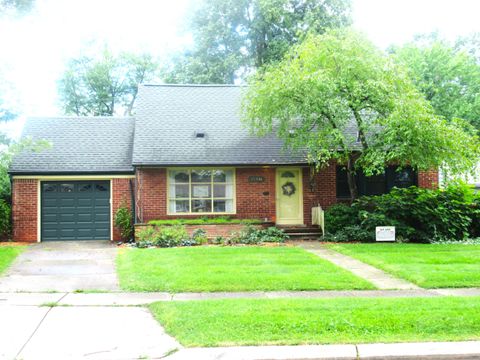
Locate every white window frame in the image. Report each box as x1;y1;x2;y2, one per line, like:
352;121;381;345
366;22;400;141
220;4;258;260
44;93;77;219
167;168;236;215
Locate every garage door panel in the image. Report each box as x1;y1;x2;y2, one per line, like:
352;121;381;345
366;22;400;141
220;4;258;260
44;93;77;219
41;181;111;241
77;198;94;207
60;198;77;206
77;214;93;222
94;214;109;222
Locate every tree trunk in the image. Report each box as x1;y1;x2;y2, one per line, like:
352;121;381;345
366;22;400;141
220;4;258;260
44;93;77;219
346;156;358;201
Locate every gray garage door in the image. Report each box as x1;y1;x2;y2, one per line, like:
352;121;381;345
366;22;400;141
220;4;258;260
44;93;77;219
41;181;110;241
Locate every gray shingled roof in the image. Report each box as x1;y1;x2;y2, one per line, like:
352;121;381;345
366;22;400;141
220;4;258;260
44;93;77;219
132;84;308;166
10;117;135;174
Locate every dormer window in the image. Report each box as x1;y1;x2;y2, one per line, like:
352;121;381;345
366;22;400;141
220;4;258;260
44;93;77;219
195;131;205;138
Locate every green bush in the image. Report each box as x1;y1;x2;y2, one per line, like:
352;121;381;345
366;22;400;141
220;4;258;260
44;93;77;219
324;225;372;242
114;200;133;242
148;217;263;226
135;225;189;247
229;226;288;245
0;199;11;240
324;183;480;243
192;228;208;245
324;203;359;234
152;226;189;248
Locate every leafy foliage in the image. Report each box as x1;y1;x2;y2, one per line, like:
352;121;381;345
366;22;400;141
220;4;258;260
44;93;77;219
243;29;480;199
163;0;352;84
392;33;480;131
227;225;288;244
149;217;263;226
59;49;159;116
324;183;480;243
324;203;358;234
0;199;11;240
114;200;133;242
136;225;190;248
135;224;287;247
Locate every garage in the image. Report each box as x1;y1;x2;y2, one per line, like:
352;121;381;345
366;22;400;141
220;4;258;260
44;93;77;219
41;181;111;241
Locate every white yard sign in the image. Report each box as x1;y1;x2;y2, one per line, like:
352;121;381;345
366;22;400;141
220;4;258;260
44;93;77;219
376;226;396;242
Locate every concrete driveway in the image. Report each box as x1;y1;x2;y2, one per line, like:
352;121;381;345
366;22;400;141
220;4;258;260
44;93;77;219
0;241;119;292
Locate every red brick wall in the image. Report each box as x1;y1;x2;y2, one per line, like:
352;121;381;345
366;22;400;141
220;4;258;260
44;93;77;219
236;167;276;221
302;164;337;225
135;168;167;223
12;179;38;242
112;178;133;241
136;167;277;223
418;170;439;189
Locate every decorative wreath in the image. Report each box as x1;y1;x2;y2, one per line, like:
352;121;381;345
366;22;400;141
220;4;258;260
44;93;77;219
282;182;296;196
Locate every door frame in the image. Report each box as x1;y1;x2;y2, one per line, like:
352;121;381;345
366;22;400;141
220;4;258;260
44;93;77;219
275;167;304;225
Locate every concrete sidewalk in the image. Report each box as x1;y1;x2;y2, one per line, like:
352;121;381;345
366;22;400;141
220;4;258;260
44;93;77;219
1;305;180;360
1;288;480;306
2;292;480;359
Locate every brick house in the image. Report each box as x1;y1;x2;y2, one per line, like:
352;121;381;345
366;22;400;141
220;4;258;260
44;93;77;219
9;85;438;242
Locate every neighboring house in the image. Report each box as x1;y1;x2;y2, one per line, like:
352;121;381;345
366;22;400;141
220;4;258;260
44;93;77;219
9;85;439;242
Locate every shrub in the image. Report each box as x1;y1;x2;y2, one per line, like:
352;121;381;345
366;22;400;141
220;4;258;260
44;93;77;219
0;199;11;240
148;217;263;226
192;228;208;245
324;183;480;243
324;225;372;242
136;226;156;242
114;200;133;242
229;226;288;245
152;225;189;248
324;203;359;235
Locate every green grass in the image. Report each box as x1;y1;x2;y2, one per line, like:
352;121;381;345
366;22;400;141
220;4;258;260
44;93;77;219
117;246;374;292
326;243;480;288
150;296;480;347
0;246;24;275
148;217;263;226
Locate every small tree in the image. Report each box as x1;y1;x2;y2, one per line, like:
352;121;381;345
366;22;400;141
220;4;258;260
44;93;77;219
114;199;133;242
242;29;480;200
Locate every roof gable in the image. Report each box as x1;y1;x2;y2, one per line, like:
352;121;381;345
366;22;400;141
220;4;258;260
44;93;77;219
132;84;307;166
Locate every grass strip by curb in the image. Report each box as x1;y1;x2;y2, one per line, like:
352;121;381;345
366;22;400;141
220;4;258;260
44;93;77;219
150;296;480;347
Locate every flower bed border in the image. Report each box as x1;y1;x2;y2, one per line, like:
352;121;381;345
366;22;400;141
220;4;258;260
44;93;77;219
134;222;274;240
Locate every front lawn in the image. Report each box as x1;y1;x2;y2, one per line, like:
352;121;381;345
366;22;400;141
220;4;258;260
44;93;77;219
150;296;480;347
117;246;374;292
326;243;480;288
0;246;24;275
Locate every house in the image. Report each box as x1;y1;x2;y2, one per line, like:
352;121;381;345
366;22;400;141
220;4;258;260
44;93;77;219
9;85;439;242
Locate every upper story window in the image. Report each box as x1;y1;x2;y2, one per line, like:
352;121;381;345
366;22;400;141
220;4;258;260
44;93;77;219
168;168;235;214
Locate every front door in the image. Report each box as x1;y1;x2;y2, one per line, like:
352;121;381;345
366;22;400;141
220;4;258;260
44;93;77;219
276;168;303;225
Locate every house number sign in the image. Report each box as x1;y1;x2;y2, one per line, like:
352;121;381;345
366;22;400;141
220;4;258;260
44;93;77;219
248;176;265;183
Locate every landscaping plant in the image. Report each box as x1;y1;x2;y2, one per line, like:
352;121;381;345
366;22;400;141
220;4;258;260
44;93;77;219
114;199;133;242
324;182;480;242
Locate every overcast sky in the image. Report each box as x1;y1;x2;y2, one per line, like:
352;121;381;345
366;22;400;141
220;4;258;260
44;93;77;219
0;0;479;136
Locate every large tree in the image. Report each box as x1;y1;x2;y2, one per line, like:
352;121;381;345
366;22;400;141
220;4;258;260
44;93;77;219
242;30;480;199
59;50;160;116
163;0;352;84
392;34;480;131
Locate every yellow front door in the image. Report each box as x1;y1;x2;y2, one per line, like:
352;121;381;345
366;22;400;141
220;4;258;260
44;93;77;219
276;168;303;225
